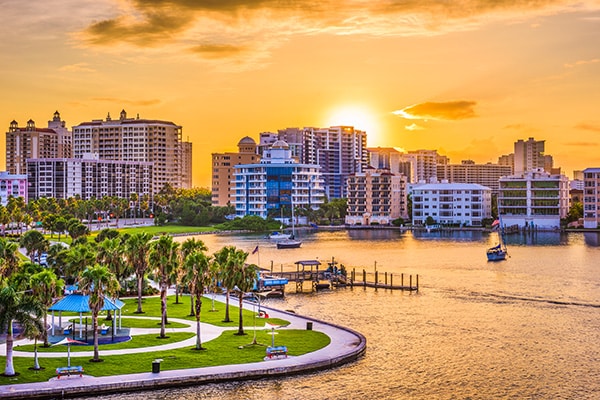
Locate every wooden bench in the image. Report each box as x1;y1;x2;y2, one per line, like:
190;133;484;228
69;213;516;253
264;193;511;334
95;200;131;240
266;346;287;359
56;366;84;378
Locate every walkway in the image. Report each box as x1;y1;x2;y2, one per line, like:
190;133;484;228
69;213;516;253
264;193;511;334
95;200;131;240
0;299;366;400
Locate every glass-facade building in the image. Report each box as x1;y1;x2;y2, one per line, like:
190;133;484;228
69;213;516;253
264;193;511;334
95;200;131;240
233;140;324;219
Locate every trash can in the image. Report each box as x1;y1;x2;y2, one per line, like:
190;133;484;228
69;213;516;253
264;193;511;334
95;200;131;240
152;360;161;373
306;322;313;331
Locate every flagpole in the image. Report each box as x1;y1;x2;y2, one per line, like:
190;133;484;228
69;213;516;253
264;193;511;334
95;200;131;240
257;243;260;267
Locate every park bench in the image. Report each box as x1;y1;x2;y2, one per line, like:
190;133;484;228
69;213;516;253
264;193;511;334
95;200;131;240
56;366;84;378
266;346;287;359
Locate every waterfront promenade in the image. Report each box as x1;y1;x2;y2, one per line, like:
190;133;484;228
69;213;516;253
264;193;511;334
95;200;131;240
0;300;366;400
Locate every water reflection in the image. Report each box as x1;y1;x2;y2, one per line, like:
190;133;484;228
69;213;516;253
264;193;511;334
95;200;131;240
584;232;600;246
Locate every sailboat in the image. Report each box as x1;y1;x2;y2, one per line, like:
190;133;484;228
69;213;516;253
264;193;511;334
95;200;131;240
487;218;507;261
277;202;301;249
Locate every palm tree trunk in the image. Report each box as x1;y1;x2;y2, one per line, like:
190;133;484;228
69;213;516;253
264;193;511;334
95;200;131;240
160;285;167;338
43;310;49;347
92;311;100;361
136;273;144;313
196;317;202;350
223;290;231;322
3;321;15;376
237;294;244;335
189;293;195;317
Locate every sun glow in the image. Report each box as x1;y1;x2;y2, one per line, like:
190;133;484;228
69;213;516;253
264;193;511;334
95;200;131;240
325;106;378;138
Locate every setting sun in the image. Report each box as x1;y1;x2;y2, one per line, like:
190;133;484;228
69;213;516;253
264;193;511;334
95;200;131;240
324;106;378;142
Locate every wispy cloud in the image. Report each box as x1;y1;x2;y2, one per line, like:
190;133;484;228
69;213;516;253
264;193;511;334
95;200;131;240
564;141;598;146
91;97;161;106
393;101;477;121
59;63;96;73
564;58;600;68
73;0;600;68
575;122;600;132
405;123;425;131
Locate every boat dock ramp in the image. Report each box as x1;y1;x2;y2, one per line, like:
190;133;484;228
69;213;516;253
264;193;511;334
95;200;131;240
263;258;419;293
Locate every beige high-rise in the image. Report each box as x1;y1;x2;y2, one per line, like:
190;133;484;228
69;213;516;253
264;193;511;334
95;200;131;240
211;136;260;206
5;111;72;174
72;110;191;194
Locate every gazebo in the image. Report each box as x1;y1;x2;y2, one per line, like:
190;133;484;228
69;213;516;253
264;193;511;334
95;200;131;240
48;294;125;338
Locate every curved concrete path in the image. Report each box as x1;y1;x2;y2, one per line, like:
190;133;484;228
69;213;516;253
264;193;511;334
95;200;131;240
0;298;366;400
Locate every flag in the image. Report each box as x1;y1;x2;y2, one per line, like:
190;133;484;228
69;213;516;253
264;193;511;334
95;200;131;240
252;245;259;255
491;219;500;228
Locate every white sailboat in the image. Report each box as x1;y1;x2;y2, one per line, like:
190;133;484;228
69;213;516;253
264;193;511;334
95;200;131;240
277;202;301;249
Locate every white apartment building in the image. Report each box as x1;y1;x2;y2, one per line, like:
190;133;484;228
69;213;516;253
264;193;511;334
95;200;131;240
232;140;324;219
72;110;191;193
583;168;600;229
411;182;492;226
498;169;569;229
0;171;27;206
345;168;408;225
27;157;152;202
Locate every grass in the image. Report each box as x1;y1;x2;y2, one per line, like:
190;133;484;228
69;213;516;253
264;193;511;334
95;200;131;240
0;295;329;385
14;332;195;353
0;329;329;384
120;295;288;328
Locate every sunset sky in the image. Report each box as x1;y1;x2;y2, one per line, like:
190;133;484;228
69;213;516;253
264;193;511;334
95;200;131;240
1;0;599;187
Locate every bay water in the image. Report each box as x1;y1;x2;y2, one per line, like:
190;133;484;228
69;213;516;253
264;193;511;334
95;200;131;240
99;229;600;399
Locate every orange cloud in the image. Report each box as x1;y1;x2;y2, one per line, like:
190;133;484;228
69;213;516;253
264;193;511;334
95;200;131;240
393;101;477;121
78;0;596;62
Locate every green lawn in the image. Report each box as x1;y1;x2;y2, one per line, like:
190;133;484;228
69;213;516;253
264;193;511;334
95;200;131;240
1;329;329;384
0;296;327;385
121;295;289;328
14;332;195;353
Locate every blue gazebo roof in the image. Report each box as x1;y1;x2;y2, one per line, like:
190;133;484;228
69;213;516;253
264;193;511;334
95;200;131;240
49;294;124;313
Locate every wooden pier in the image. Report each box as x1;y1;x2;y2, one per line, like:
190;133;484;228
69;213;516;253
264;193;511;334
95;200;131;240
348;268;419;291
266;258;419;293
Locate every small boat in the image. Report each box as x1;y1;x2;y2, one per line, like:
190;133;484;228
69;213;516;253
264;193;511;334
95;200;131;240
277;199;301;249
276;239;302;249
487;218;508;261
269;231;291;240
486;244;507;261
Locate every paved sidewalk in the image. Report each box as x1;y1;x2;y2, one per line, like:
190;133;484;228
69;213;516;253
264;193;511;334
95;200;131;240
0;298;366;399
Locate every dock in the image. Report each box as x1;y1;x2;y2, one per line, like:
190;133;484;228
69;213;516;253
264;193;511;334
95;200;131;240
266;258;419;293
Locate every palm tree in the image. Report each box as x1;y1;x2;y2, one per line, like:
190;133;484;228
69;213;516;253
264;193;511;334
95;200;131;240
30;270;64;347
0;237;20;281
20;230;49;263
229;250;257;336
180;238;207;312
0;282;45;376
124;232;154;314
78;264;120;362
64;243;96;282
184;251;211;350
213;246;235;323
148;235;180;338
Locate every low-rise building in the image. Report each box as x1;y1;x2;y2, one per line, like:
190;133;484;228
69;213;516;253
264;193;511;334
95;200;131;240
498;168;569;229
583;168;600;229
345;168;408;225
411;182;492;226
0;171;27;206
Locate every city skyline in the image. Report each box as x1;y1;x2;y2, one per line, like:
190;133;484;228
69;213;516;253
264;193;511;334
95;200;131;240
2;1;599;187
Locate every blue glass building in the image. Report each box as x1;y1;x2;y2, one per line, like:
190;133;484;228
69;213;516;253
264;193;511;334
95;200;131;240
233;140;324;219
